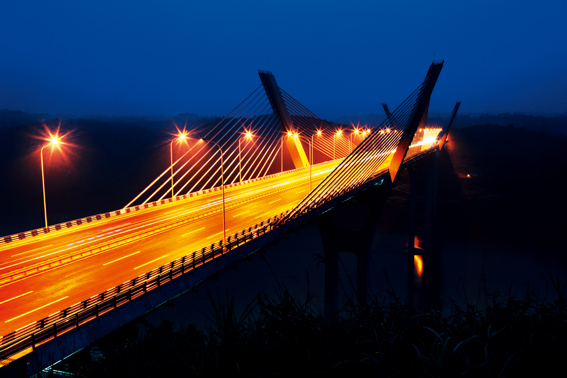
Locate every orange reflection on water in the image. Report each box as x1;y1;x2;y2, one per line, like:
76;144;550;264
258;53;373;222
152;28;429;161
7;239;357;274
414;255;423;278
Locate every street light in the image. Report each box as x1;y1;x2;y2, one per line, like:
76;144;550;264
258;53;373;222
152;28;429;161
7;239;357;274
334;129;342;159
281;131;294;173
40;136;61;229
281;132;292;172
310;130;322;191
170;131;188;199
204;140;226;247
350;128;360;153
239;131;253;183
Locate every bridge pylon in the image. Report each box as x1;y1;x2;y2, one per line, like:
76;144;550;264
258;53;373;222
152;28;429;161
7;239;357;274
258;70;310;169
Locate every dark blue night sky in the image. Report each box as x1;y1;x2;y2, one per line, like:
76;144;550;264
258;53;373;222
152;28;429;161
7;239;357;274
1;1;565;118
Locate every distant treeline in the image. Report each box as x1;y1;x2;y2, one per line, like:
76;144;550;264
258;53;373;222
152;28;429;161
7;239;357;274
452;113;567;136
334;112;567;137
3;109;566;137
0;109;223;130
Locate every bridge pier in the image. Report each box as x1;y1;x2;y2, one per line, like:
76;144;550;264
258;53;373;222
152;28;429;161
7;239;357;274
317;184;391;320
407;152;442;310
318;150;445;319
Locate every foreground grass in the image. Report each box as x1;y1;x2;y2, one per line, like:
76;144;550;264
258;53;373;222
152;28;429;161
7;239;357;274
66;287;566;377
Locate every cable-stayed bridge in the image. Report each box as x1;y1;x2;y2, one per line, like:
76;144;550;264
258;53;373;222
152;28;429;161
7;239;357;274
0;62;460;375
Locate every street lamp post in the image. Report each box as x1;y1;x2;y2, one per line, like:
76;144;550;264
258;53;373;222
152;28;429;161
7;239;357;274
310;135;313;191
170;132;188;199
40;137;61;229
310;130;322;191
334;130;342;159
281;131;292;173
350;128;359;153
239;138;242;182
206;140;226;247
239;131;252;183
280;136;284;172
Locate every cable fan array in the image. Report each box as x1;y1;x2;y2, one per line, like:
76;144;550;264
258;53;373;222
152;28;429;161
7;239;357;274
280;88;353;159
280;64;441;223
124;83;363;208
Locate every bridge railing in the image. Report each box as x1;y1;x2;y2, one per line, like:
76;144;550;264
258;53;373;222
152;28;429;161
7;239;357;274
0;156;334;246
0;210;290;363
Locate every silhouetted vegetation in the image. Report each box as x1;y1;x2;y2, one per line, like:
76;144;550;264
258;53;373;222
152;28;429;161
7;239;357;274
54;284;567;377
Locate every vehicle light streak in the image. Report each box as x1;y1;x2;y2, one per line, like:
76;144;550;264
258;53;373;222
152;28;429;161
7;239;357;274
0;161;337;254
103;251;141;266
232;211;249;217
206;230;230;240
10;244;54;258
1;247;62;268
313;168;334;176
255;212;271;219
269;199;281;204
0;291;33;305
133;255;170;270
182;227;206;237
160;208;200;220
101;223;130;232
0;161;335;277
5;296;69;323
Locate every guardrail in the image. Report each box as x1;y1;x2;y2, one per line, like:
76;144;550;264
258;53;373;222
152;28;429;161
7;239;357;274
0;210;290;364
278;146;438;225
0;172;310;287
0;159;337;245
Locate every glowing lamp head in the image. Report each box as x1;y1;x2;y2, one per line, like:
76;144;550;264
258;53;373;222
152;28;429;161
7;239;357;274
317;130;322;136
178;133;187;140
246;132;252;138
336;130;342;136
354;129;359;134
287;131;292;136
294;132;298;138
50;137;60;145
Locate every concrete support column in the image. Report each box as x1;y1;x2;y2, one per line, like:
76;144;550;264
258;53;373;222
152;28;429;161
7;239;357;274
407;153;441;310
322;240;339;321
356;248;369;309
316;184;392;321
